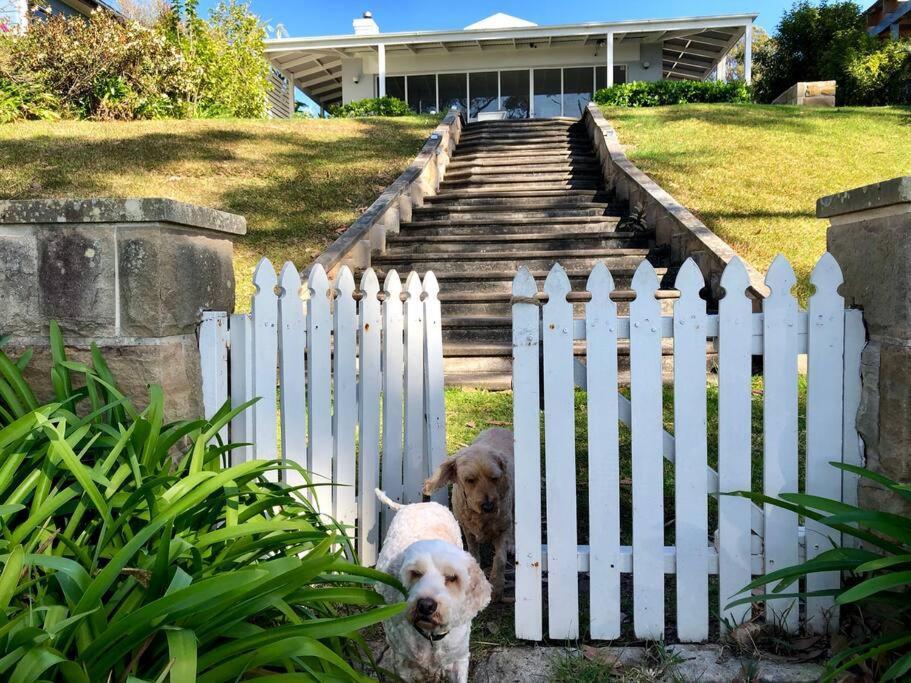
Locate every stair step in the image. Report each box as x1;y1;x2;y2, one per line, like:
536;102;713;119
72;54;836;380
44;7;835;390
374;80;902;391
439;290;678;317
454;141;592;153
423;194;610;208
439;180;603;192
386;232;645;254
442;173;602;185
423;188;606;201
415;202;611;216
405;214;621;228
399;220;622;237
444;163;600;177
446;154;597;169
372;250;651;275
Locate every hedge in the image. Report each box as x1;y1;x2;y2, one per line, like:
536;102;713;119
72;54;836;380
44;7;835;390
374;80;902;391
594;80;751;107
328;96;414;118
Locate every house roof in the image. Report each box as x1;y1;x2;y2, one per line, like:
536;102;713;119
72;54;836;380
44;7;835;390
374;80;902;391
266;13;757;107
864;0;911;36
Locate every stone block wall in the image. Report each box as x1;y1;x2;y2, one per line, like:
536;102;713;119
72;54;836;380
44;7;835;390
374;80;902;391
772;81;836;107
0;198;245;420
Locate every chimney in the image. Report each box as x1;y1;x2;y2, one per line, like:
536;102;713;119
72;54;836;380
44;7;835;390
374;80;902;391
353;11;379;35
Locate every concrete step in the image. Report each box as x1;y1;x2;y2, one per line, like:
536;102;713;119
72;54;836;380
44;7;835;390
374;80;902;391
445;154;598;169
386;231;645;254
414;202;612;217
444;163;601;178
372;249;651;274
423;193;610;208
439;179;603;192
441;172;602;185
423;188;607;202
464;119;575;131
438;289;678;317
454;141;592;154
399;218;623;236
459;128;583;139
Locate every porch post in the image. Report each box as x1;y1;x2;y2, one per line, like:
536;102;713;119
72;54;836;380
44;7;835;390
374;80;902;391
378;44;387;97
716;54;727;82
606;31;615;87
744;23;753;85
284;71;295;117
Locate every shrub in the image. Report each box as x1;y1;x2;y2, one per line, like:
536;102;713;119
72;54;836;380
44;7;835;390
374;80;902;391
0;323;404;680
843;39;911;106
0;76;60;123
329;96;415;117
728;462;911;681
594;80;751;107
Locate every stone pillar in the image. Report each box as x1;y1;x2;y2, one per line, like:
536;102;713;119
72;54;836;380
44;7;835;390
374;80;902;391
818;177;911;513
0;198;245;421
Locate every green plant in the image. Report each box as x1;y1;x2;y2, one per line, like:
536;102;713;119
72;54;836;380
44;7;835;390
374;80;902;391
329;96;415;118
0;322;404;681
0;77;60;123
593;80;750;107
843;39;911;106
727;462;911;681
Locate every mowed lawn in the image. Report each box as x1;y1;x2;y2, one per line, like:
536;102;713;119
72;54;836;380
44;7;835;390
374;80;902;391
602;104;911;301
0;116;437;309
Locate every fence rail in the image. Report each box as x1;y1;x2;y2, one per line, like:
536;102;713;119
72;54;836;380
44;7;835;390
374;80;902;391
512;254;864;642
199;259;446;565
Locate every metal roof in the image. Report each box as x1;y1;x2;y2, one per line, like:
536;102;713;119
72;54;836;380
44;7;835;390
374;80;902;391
266;14;756;108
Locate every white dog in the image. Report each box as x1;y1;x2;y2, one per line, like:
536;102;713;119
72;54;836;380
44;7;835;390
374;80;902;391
374;489;491;682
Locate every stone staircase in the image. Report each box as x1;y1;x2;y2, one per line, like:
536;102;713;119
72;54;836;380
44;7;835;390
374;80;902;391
372;117;675;389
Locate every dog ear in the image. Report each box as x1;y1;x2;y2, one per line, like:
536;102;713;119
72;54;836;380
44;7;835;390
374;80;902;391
375;554;406;605
423;456;458;495
465;554;492;615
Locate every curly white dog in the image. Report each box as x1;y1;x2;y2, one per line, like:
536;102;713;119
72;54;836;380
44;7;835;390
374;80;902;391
374;489;491;682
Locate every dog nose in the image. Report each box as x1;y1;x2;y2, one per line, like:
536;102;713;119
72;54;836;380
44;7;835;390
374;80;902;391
482;500;495;513
417;598;437;616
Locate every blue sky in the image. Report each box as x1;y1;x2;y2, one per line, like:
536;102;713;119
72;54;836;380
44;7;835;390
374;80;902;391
198;1;795;36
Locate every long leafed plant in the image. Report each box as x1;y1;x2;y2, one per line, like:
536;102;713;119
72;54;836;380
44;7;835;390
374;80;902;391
727;462;911;681
0;323;404;682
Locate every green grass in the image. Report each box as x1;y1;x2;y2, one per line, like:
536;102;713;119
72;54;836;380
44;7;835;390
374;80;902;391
0;116;437;310
601;104;911;302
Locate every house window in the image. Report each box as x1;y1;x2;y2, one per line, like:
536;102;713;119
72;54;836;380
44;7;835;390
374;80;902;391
563;66;594;118
438;73;467;116
407;74;436;114
499;69;529;119
595;65;628;90
385;76;405;101
533;68;562;118
469;71;498;119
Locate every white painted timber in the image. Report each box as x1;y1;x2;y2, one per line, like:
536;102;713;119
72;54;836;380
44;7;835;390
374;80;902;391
252;258;279;480
229;313;254;464
358;269;382;565
307;264;333;508
673;259;709;642
403;272;426;504
278;263;308;489
381;270;405;533
762;255;800;633
199;311;229;442
333;266;358;529
423;272;447;506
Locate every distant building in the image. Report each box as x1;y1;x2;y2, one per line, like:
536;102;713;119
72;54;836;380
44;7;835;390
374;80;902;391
2;0;120;32
264;11;756;118
864;0;911;39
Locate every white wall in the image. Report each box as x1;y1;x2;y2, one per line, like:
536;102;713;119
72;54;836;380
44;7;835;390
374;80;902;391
341;57;375;102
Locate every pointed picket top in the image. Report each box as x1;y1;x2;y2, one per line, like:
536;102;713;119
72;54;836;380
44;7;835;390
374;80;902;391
307;262;330;299
253;256;277;294
544;263;572;302
809;252;844;292
512;266;538;298
674;258;704;305
765;254;797;298
335;265;355;299
360;267;380;298
586;261;615;306
405;270;423;302
384;268;402;295
278;261;302;301
720;256;750;299
631;259;659;297
422;270;440;299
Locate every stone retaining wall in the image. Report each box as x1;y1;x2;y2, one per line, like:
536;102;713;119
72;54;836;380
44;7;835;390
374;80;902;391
772;81;836;107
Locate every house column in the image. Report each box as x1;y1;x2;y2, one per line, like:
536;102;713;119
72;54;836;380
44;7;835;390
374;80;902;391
744;23;753;85
606;31;615;87
716;54;727;82
284;71;295;117
378;44;387;97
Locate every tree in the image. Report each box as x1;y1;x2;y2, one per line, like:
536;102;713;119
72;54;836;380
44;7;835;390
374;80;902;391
724;26;773;82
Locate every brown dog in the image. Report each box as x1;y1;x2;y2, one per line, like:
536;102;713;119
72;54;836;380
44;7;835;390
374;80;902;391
423;428;514;601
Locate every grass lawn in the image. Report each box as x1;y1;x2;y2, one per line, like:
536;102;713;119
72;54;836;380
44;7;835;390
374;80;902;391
0;116;437;309
601;104;911;302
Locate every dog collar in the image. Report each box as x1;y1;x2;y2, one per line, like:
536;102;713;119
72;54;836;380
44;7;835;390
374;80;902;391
413;624;449;643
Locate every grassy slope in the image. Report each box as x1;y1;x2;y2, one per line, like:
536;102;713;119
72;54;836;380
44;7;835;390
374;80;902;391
0;116;437;309
601;104;911;301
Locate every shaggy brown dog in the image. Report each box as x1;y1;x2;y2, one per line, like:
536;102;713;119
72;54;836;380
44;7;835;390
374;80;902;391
423;428;514;601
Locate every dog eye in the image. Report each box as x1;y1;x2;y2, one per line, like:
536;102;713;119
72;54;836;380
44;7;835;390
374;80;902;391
445;574;458;584
464;477;476;485
409;570;423;582
490;473;500;480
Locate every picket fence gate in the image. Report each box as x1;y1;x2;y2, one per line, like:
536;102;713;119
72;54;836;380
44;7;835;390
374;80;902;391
512;254;864;642
198;258;447;566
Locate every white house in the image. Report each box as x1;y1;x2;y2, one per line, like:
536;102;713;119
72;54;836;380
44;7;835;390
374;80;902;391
264;11;757;118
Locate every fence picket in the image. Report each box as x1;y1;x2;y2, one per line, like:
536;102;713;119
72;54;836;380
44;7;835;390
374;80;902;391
333;267;358;529
229;313;253;464
199;311;229;442
763;254;800;632
806;253;845;633
252;258;279;480
403;272;426;504
307;264;333;509
629;260;664;639
278;263;307;488
673;259;709;642
543;264;579;639
381;271;405;533
358;269;382;565
512;267;543;641
585;262;621;639
718;257;753;632
423;272;447;506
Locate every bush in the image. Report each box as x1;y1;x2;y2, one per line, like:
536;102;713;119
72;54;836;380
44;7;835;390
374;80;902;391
844;40;911;106
594;80;751;107
728;462;911;681
329;96;415;117
0;323;403;680
0;77;60;123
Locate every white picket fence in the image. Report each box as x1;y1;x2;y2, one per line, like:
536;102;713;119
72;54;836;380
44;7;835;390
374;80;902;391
512;253;864;642
198;258;447;565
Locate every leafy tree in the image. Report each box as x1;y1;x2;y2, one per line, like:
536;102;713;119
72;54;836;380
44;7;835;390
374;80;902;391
724;26;773;82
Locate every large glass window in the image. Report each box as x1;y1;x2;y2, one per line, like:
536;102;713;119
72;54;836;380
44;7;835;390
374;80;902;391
562;67;594;118
469;71;498;119
438;73;467;116
386;76;405;101
499;69;529;118
595;65;628;91
407;74;436;114
533;68;562;117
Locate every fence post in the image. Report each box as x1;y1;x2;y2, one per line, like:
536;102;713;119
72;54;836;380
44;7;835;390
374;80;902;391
819;177;910;515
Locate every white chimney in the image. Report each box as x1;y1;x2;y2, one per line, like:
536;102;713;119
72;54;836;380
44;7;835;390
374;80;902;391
353;11;379;35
